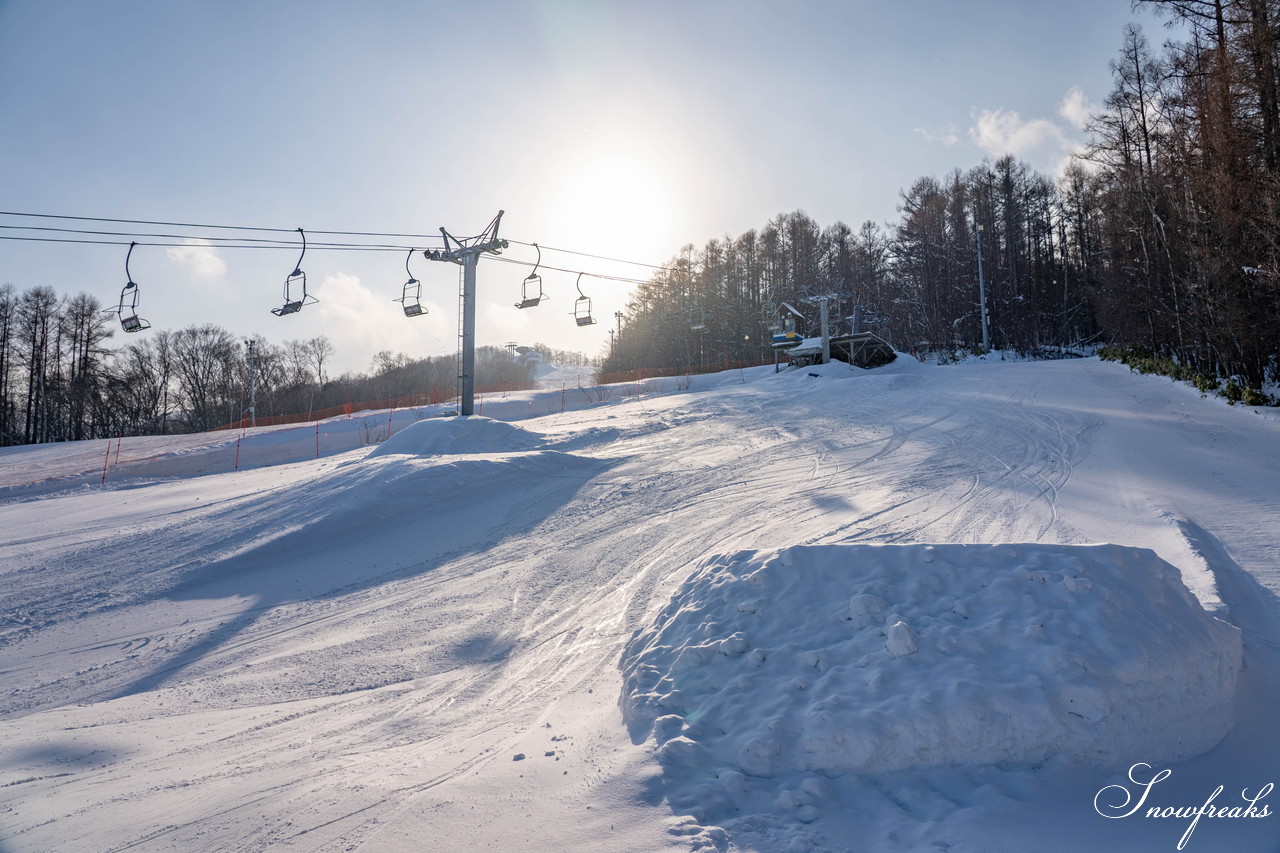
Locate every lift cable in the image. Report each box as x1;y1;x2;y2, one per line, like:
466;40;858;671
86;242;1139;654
482;254;651;286
504;238;676;271
0;234;421;252
0;223;422;251
0;210;675;273
0;209;444;241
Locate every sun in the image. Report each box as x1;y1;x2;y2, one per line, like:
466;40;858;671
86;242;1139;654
544;117;694;272
557;151;674;243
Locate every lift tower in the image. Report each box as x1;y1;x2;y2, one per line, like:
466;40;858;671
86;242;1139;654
423;212;508;416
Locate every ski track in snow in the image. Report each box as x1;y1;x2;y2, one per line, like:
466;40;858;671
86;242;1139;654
0;356;1278;852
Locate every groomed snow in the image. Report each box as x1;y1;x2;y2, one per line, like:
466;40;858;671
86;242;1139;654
1;355;1278;852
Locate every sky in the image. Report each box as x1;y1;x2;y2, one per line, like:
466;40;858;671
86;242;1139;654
0;0;1180;375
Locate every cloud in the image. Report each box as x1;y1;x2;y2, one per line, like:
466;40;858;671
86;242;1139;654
166;240;227;277
482;299;533;339
966;88;1100;177
316;272;447;368
1058;86;1097;130
915;124;961;146
968;108;1067;158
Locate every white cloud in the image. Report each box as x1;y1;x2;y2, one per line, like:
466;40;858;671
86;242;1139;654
965;88;1100;178
968;108;1067;159
915;124;961;146
482;299;533;340
316;272;448;368
1058;86;1097;130
166;240;227;277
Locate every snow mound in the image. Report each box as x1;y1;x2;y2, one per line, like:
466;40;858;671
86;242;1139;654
366;415;545;458
621;543;1240;780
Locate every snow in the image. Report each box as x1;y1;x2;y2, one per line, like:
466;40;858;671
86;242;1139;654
532;360;598;390
2;356;1279;852
366;415;546;457
622;543;1240;825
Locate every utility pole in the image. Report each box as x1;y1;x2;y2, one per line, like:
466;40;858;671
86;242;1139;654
819;296;831;364
975;223;990;352
244;338;257;427
424;212;508;416
614;311;623;367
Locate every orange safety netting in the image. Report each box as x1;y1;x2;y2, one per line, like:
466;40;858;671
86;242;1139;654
213;382;534;432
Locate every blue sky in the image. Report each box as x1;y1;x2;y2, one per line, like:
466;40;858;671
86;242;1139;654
0;0;1176;373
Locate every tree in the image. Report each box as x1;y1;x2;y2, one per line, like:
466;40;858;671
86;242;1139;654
170;324;242;432
17;286;60;443
307;336;335;388
0;284;17;445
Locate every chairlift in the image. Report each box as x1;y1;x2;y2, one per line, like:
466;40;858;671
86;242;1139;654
272;228;317;316
516;243;546;309
395;248;427;317
101;241;152;333
689;304;706;332
573;273;596;326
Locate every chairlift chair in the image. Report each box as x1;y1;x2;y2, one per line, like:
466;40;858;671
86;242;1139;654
272;228;318;316
689;305;706;332
573;273;595;326
395;248;427;317
516;243;546;309
119;289;151;332
102;242;152;333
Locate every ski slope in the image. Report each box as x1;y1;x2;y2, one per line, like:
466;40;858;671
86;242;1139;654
1;356;1278;852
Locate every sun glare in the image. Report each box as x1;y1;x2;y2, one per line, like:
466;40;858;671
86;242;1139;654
545;120;693;271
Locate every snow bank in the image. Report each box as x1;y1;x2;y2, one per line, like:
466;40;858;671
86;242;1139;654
621;543;1240;784
366;415;545;458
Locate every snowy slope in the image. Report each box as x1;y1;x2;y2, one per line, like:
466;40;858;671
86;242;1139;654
1;356;1278;852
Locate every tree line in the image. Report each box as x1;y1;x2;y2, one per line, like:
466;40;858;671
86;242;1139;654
0;282;547;446
602;1;1280;393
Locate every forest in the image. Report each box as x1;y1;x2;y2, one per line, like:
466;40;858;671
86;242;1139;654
600;0;1280;399
0;295;554;445
4;0;1279;446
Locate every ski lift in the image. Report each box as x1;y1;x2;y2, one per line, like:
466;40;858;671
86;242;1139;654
102;241;152;333
573;273;596;326
272;228;317;316
395;248;427;317
516;243;546;309
689;304;706;331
